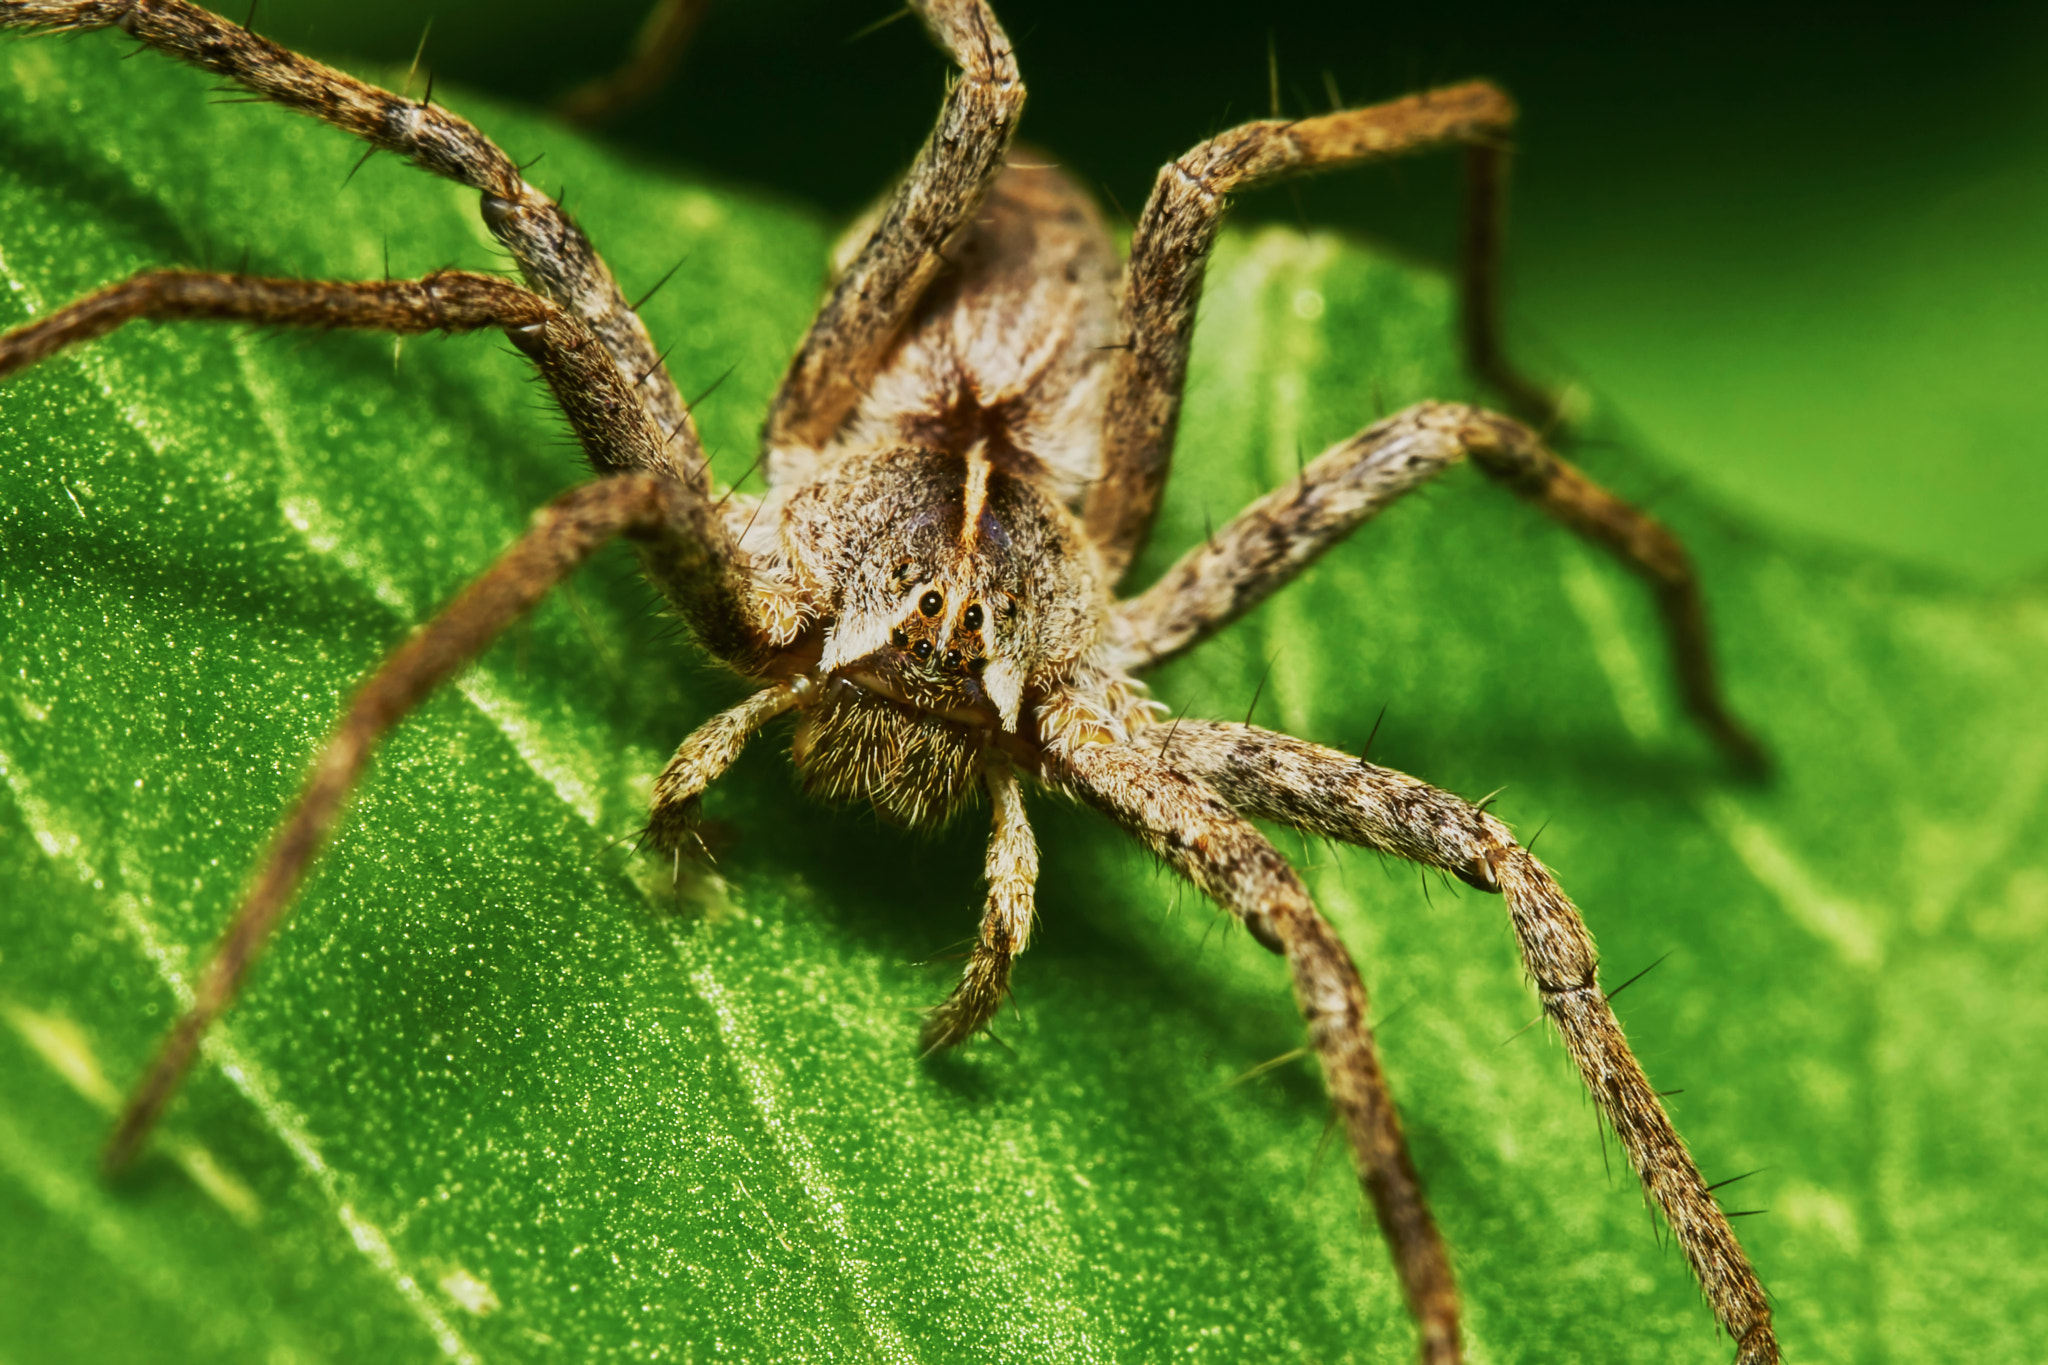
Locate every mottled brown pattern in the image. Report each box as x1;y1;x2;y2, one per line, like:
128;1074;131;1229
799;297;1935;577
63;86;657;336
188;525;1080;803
0;2;1776;1360
841;158;1121;504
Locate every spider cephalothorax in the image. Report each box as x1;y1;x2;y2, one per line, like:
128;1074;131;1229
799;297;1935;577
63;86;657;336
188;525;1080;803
0;0;1778;1360
773;431;1125;826
781;441;1103;731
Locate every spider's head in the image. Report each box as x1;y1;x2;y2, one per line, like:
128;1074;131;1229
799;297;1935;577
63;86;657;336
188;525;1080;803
785;444;1102;736
819;544;1040;734
841;571;1013;721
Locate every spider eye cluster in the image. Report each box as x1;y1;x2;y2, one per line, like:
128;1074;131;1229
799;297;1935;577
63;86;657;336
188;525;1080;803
891;585;990;677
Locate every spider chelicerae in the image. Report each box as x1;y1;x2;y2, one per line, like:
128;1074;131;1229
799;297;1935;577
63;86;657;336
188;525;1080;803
0;0;1776;1360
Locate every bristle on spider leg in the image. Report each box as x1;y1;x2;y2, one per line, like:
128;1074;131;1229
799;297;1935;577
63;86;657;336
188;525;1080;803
714;453;765;510
1242;654;1275;726
1303;1110;1341;1198
343;144;379;185
687;363;738;414
1603;951;1673;1004
1359;702;1388;764
1498;1010;1545;1048
1155;699;1196;760
630;256;689;313
633;343;677;389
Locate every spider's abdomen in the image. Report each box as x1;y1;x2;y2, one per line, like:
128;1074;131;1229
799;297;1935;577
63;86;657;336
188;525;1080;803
830;159;1119;507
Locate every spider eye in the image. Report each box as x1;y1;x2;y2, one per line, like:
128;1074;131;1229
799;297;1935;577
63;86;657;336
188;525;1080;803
944;649;961;668
890;627;909;649
912;639;933;661
919;590;943;616
962;603;983;631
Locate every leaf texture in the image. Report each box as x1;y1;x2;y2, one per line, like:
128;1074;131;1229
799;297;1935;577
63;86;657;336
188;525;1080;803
2;32;2045;1364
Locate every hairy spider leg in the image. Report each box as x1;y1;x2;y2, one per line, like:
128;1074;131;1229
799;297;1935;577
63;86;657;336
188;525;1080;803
1460;143;1558;425
1152;721;1777;1365
99;473;714;1171
1059;740;1460;1364
763;0;1023;458
0;0;700;460
0;264;793;651
920;756;1040;1050
1086;82;1524;580
556;0;708;127
644;683;804;856
0;263;802;1161
641;696;1044;1053
0;268;550;380
1107;402;1766;769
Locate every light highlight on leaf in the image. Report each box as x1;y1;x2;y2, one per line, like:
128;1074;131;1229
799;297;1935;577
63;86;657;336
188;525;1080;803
3;30;2045;1365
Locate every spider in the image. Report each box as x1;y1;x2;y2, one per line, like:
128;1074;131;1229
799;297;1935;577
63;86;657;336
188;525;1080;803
0;0;1776;1360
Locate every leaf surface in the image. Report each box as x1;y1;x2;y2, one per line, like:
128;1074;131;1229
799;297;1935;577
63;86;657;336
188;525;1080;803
3;33;2045;1364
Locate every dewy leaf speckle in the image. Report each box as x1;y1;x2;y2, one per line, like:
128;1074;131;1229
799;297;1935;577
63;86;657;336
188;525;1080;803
2;11;2046;1365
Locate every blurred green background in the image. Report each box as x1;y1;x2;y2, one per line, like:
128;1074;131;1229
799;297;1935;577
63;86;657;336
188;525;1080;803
242;0;2048;583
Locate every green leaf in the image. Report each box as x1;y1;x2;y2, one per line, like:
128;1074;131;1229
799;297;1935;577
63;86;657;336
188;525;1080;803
4;29;2046;1365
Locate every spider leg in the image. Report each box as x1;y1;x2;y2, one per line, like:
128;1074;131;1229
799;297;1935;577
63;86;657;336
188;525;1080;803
2;274;798;1163
101;473;721;1173
1086;82;1527;581
0;0;695;448
1058;739;1459;1364
644;682;803;858
1459;143;1558;426
0;268;795;659
0;266;546;382
1152;720;1780;1365
556;0;706;126
921;756;1038;1051
1106;401;1765;770
763;0;1022;456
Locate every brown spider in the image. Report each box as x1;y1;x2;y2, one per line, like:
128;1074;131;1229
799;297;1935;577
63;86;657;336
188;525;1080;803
0;0;1775;1360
